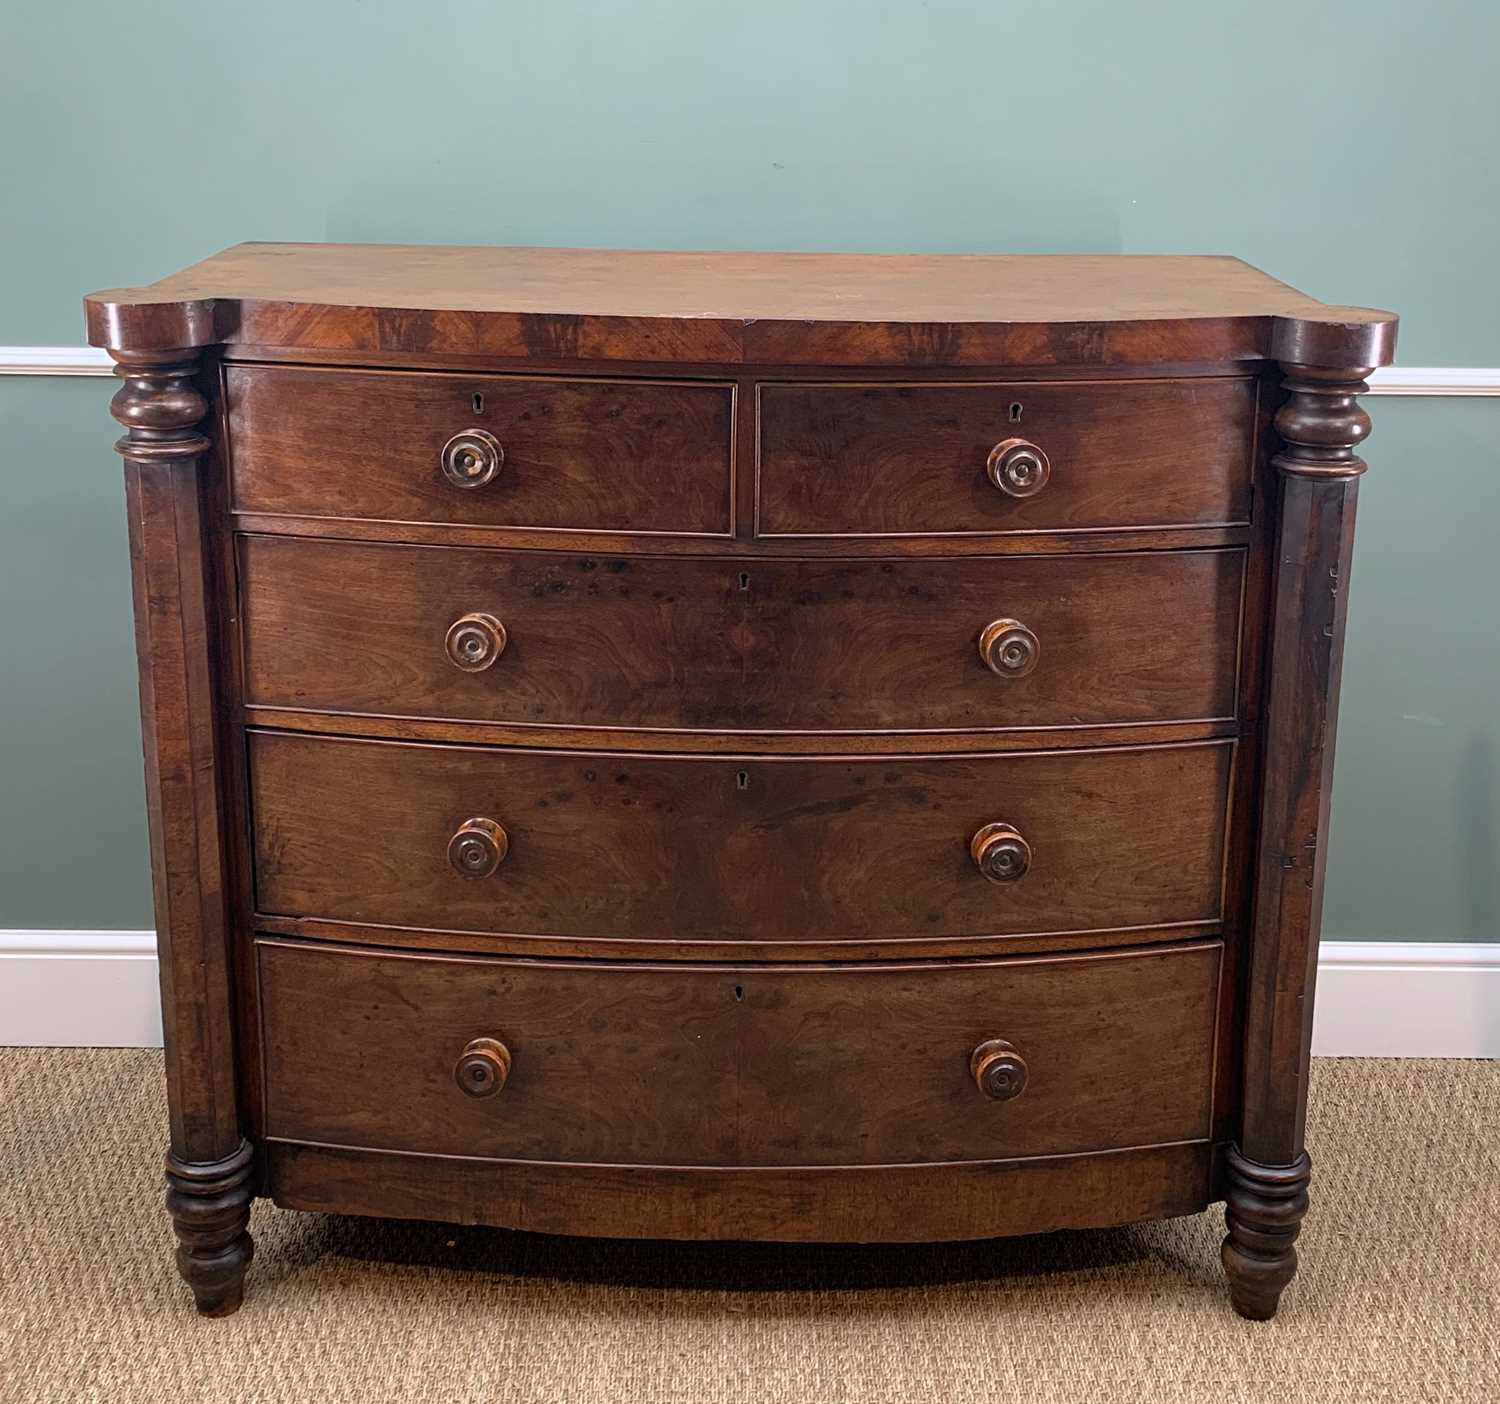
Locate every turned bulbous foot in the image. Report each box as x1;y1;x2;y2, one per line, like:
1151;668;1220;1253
1221;1144;1311;1321
164;1140;255;1316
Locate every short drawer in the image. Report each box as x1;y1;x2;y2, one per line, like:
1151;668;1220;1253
258;938;1221;1166
248;732;1232;945
756;378;1256;536
239;535;1245;732
226;365;735;535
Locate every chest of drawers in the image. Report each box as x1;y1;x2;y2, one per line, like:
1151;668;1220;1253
86;245;1396;1321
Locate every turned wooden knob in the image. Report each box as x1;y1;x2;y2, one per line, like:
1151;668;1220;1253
986;438;1051;498
448;817;509;878
441;428;504;488
445;612;508;671
970;1039;1028;1101
454;1037;511;1097
970;822;1031;883
978;618;1039;677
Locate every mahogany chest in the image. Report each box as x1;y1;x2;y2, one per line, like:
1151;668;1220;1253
85;245;1396;1320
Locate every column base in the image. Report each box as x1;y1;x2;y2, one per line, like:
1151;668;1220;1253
164;1139;255;1317
1221;1144;1312;1321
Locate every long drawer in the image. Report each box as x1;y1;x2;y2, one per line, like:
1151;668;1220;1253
238;536;1245;733
756;377;1256;536
248;732;1233;945
258;938;1221;1166
226;365;736;535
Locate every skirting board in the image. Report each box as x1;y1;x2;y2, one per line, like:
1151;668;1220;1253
1;932;1496;1056
0;932;164;1047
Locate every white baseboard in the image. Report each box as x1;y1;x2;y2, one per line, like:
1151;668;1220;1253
0;931;163;1047
2;932;1496;1056
1311;942;1500;1057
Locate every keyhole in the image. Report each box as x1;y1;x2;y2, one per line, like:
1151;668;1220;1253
472;392;484;414
1009;401;1023;423
738;572;750;591
734;985;745;1002
736;770;749;790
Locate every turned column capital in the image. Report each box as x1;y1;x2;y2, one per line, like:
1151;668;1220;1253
1266;305;1394;484
1271;363;1375;482
108;348;212;464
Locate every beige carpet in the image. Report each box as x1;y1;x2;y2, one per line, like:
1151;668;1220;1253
1;1052;1496;1403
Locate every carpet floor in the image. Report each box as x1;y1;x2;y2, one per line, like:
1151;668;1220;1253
0;1050;1496;1403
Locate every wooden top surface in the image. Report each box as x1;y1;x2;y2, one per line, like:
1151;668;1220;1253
85;243;1397;369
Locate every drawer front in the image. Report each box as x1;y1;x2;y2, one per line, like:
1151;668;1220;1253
240;535;1244;732
249;732;1232;944
226;365;735;535
756;378;1256;536
259;939;1221;1166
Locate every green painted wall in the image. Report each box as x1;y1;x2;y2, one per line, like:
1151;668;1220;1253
0;379;153;928
1;2;1496;937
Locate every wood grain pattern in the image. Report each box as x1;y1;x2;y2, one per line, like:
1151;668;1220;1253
757;379;1256;536
237;535;1245;733
258;938;1220;1166
85;244;1397;369
248;732;1233;945
267;1138;1215;1244
226;365;735;535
